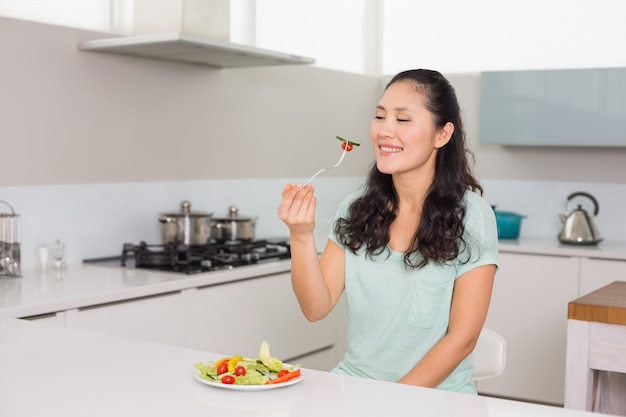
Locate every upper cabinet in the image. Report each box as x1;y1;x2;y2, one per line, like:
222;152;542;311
479;67;626;147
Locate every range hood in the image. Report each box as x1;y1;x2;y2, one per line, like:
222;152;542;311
77;33;315;69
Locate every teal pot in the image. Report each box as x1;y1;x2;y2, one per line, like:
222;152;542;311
494;210;526;239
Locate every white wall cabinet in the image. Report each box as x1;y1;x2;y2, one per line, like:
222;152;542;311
480;252;580;405
480;248;626;406
334;294;348;366
579;257;626;296
285;346;336;371
17;270;340;372
185;273;338;371
49;272;343;370
480;68;626;147
64;291;187;347
22;311;65;326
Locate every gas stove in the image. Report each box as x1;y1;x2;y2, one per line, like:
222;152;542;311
83;238;291;274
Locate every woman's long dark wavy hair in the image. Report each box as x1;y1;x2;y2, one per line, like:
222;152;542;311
334;69;483;268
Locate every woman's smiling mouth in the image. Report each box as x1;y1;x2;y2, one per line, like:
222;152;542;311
380;145;403;154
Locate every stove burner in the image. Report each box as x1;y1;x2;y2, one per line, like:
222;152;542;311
116;238;290;274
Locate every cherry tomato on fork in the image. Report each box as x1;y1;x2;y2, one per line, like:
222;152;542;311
341;142;353;152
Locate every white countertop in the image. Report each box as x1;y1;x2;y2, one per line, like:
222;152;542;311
0;316;604;417
498;238;626;260
0;260;292;318
2;238;626;320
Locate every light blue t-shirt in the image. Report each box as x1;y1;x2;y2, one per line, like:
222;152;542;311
330;189;499;394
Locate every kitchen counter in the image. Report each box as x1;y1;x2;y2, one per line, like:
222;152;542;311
0;315;606;417
0;260;291;318
498;238;626;260
565;281;626;414
2;238;626;320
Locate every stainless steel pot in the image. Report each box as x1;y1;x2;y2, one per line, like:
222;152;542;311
0;200;21;277
159;201;213;245
210;206;257;242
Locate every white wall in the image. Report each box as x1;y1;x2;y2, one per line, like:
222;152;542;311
0;17;377;187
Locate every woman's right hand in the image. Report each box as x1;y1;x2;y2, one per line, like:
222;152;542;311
278;183;317;237
278;183;341;321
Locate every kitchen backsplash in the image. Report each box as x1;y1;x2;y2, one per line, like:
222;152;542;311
0;177;364;268
483;179;626;244
1;177;625;269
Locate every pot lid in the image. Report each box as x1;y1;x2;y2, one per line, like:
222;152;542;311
494;210;526;218
160;201;212;218
212;205;257;222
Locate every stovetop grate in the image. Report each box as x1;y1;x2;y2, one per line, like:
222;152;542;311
83;238;290;274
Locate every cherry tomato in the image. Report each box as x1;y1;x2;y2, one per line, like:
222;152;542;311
277;369;290;377
221;375;235;384
234;366;246;376
217;360;229;375
341;142;353;152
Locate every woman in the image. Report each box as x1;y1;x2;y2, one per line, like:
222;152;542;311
278;69;498;394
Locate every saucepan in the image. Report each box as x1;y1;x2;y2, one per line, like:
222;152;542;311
159;201;213;245
211;206;258;242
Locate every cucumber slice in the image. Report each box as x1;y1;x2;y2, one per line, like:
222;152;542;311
336;135;361;146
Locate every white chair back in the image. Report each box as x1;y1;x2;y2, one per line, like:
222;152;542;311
472;328;507;381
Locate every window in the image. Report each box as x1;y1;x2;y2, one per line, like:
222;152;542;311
382;0;626;74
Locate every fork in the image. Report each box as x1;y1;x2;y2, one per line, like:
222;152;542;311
300;140;349;188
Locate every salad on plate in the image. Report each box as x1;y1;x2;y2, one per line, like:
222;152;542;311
194;341;302;387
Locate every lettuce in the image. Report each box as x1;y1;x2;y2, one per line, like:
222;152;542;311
258;341;283;372
194;362;217;380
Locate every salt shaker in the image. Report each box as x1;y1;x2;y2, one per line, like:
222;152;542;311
38;244;49;273
50;240;67;271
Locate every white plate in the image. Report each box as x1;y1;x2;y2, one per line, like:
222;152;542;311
193;369;303;391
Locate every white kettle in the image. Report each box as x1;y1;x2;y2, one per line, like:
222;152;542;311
558;192;603;245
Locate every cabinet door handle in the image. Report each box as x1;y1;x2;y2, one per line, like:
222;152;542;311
77;291;181;311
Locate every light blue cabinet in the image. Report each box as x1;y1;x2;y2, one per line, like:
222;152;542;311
480;67;626;146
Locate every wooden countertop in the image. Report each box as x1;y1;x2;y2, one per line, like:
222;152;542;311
568;281;626;325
